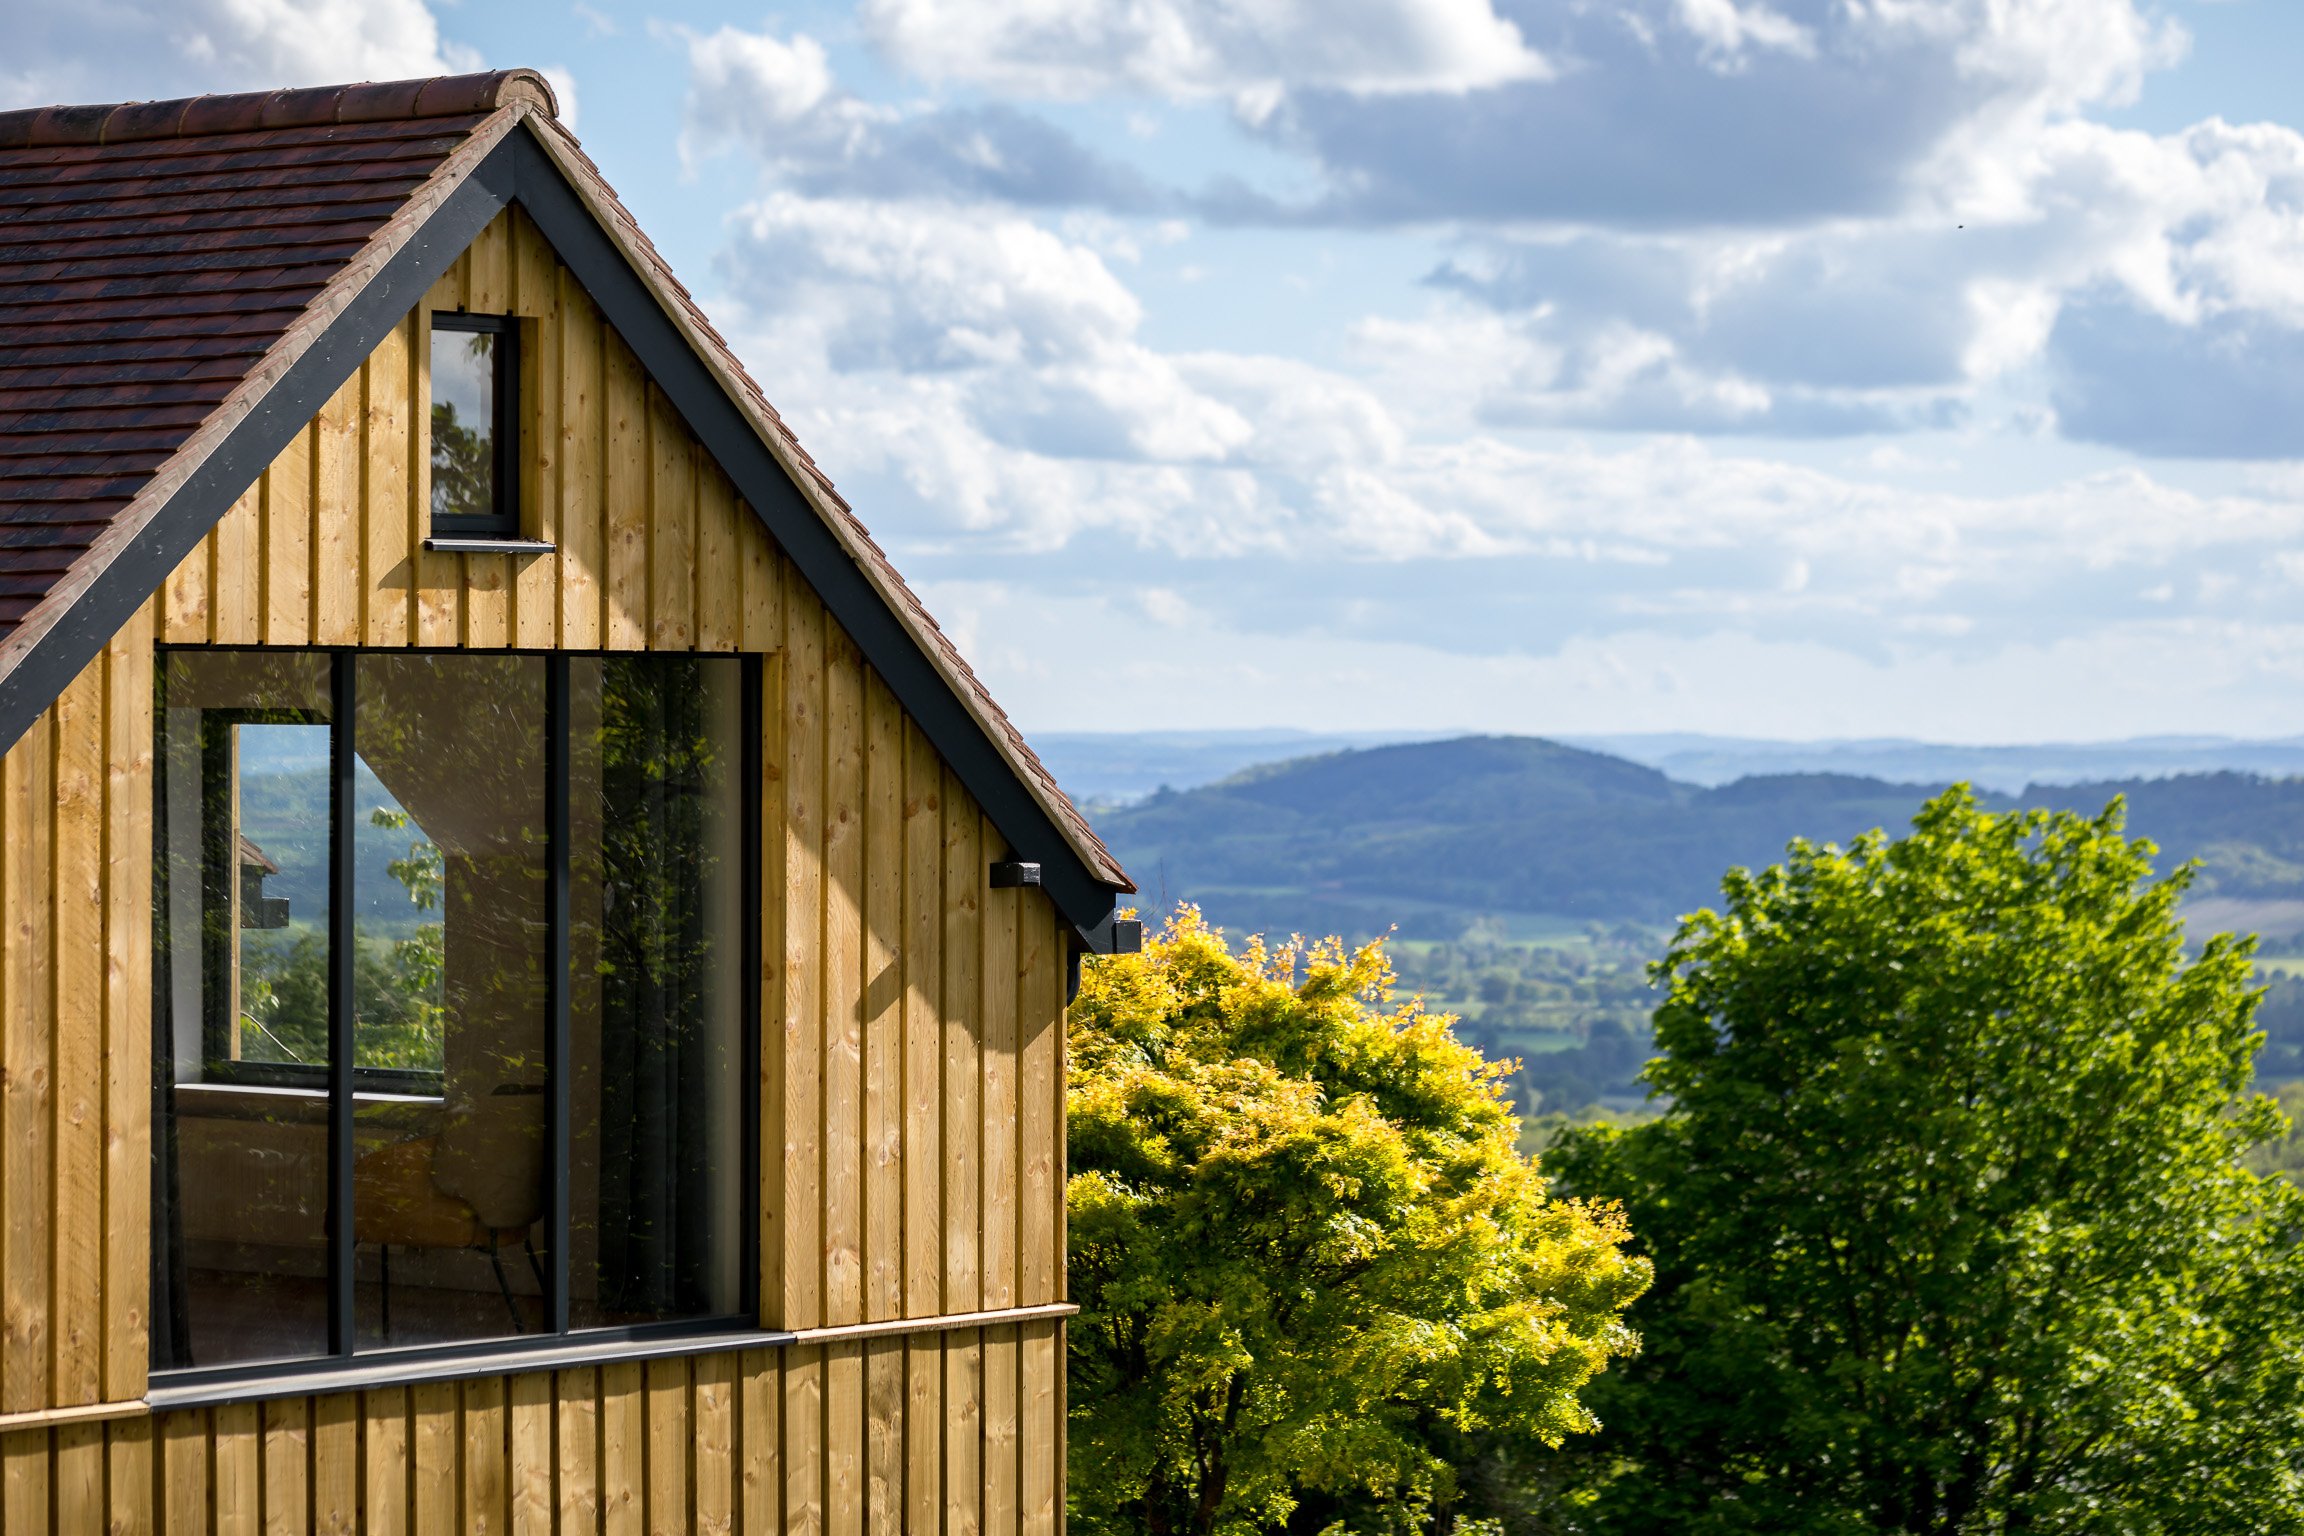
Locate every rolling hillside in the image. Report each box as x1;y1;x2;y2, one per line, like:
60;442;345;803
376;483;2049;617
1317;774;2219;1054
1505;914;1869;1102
1087;735;2304;1114
1091;734;2304;943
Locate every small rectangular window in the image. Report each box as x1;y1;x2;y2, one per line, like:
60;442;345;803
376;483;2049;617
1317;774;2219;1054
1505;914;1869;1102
429;313;518;538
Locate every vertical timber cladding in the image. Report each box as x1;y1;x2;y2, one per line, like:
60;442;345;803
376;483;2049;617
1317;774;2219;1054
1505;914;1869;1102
0;206;1073;1532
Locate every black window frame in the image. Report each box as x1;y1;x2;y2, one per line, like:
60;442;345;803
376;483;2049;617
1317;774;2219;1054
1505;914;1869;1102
427;312;521;540
151;645;765;1398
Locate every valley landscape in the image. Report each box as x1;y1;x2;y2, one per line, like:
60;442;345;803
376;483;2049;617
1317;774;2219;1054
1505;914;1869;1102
1082;734;2304;1117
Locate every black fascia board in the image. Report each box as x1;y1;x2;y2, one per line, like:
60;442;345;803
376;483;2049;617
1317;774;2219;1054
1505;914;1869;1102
500;127;1121;945
0;121;1122;947
0;139;515;765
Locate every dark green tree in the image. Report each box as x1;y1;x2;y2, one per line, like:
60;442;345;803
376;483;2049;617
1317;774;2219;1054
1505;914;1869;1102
1551;787;2304;1533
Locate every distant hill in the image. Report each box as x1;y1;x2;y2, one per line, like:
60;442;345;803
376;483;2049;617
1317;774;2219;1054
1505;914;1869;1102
1091;735;2304;943
1037;728;2304;803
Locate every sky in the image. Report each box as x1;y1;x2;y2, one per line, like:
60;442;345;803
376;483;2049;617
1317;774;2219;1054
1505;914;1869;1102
11;0;2304;744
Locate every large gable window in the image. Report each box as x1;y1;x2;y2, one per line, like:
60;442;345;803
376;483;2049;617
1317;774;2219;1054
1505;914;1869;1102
152;649;757;1383
429;313;519;539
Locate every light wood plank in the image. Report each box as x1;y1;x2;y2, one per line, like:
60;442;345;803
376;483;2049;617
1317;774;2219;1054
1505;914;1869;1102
102;604;154;1404
757;650;788;1328
464;551;512;648
823;628;865;1330
411;1381;458;1535
982;847;1020;1316
469;212;510;312
693;1351;735;1536
513;211;562;649
782;597;826;1331
0;1427;44;1534
509;1371;553;1536
904;724;943;1323
211;484;260;643
696;466;741;653
362;1388;411;1536
558;278;605;651
603;334;649;651
600;1360;644;1536
736;1348;776;1536
105;1411;153;1536
312;376;362;646
213;1400;260;1536
824;1342;862;1536
943;777;983;1317
864;1338;901;1536
363;323;415;647
264;426;313;646
645;1355;690;1536
648;387;696;651
945;1331;983;1536
163;1408;211;1536
463;1375;508;1536
56;1419;103;1536
782;1345;822;1536
51;663;104;1408
982;1325;1018;1536
557;1368;601;1536
906;1334;940;1536
862;675;903;1328
4;724;54;1413
261;1396;310;1536
163;541;210;646
1021;1324;1058;1536
312;1395;359;1536
738;517;779;654
1019;907;1059;1309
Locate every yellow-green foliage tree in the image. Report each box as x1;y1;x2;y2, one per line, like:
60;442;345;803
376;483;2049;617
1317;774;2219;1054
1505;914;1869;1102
1067;909;1650;1536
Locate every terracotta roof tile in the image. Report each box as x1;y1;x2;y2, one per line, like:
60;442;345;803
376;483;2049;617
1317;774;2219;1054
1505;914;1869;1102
0;67;1129;895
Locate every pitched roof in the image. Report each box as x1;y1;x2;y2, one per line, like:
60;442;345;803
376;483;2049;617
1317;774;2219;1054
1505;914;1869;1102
0;70;1131;911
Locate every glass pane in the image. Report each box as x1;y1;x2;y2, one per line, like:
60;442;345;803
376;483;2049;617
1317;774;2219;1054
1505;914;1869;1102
430;324;496;522
352;654;549;1349
153;650;333;1370
569;655;745;1328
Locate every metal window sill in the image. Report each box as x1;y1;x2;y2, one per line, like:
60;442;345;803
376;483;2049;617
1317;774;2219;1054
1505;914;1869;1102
422;537;556;555
140;1303;1078;1412
148;1324;795;1412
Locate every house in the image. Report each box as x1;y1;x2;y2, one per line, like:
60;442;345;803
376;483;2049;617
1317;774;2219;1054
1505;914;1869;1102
0;68;1135;1532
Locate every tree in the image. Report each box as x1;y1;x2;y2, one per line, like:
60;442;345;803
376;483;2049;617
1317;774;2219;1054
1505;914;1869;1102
1067;909;1650;1536
1550;787;2304;1533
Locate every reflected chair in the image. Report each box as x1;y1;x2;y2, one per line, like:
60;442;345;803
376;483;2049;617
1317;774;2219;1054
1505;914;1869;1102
354;1099;546;1336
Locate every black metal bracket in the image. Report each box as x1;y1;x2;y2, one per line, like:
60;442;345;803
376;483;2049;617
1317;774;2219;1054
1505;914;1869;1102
989;860;1041;889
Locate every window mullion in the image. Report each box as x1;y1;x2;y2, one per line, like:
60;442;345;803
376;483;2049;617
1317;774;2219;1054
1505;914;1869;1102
327;651;357;1357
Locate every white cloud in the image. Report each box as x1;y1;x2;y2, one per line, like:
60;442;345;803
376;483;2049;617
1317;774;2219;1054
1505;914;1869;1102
2;0;471;108
1673;0;1816;67
675;23;835;163
858;0;1549;103
707;178;2304;674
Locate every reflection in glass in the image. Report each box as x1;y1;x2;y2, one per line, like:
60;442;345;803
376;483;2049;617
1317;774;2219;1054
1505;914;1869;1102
352;654;549;1349
569;655;745;1327
153;651;333;1369
430;321;497;524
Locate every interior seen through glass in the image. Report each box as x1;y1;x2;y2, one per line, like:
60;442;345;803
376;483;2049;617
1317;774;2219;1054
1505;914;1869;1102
154;649;746;1372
